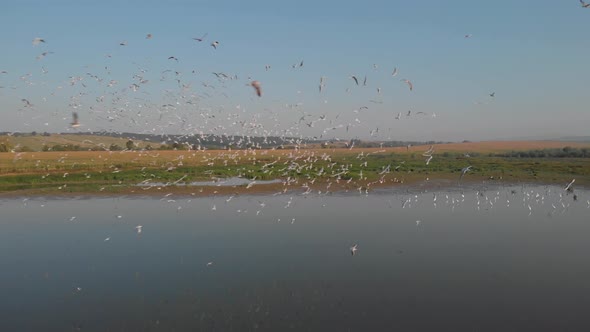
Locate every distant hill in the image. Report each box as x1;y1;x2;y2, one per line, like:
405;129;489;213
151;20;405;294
556;136;590;143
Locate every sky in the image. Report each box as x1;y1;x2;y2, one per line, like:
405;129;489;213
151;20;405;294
0;0;589;142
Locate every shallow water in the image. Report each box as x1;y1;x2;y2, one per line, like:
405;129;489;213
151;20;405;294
1;185;590;331
136;176;282;187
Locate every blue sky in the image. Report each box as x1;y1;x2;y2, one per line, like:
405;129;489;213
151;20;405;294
1;0;589;141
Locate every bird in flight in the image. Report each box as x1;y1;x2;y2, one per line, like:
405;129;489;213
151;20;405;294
250;80;262;97
146;34;153;39
459;166;472;181
581;0;590;7
211;41;219;49
464;34;473;38
32;37;45;46
193;33;208;42
565;179;575;191
401;79;413;91
350;75;359;85
350;244;358;256
119;41;127;46
71;112;80;128
391;67;398;77
135;225;143;234
168;56;179;61
489;92;495;97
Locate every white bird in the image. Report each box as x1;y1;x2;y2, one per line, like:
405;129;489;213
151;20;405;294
391;67;398;77
104;237;110;242
401;79;413;91
350;244;358;256
460;166;472;181
206;262;213;266
564;179;575;191
211;41;219;49
135;225;143;234
32;37;45;46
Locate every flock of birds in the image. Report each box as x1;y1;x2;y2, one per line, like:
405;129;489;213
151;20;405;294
1;3;589;262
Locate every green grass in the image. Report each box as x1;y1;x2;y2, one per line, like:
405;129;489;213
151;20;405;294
1;149;589;194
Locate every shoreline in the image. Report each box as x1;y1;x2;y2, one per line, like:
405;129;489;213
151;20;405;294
0;175;582;200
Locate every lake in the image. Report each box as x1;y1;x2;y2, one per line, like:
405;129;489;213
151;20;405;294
1;184;589;331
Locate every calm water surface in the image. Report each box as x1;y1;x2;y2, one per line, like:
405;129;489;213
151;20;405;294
1;184;590;331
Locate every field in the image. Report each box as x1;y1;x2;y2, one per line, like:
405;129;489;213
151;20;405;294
0;134;162;151
1;141;589;196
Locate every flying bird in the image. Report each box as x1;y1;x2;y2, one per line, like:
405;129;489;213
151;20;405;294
32;37;45;46
250;80;262;97
71;112;80;128
21;99;33;107
135;225;143;234
489;92;495;97
168;56;179;61
565;179;575;191
193;33;208;42
210;41;219;49
36;51;53;60
350;75;359;85
146;34;153;39
119;41;127;46
459;166;472;181
391;67;398;77
581;0;590;7
464;34;473;38
350;244;358;256
401;79;413;91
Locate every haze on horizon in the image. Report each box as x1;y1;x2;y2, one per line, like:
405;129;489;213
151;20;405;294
1;0;589;142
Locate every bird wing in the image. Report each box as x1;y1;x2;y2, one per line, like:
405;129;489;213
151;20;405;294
351;76;358;85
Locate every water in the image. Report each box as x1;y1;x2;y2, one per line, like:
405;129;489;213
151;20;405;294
1;185;589;331
136;176;282;187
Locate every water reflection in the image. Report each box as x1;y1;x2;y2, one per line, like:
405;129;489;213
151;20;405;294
1;185;589;331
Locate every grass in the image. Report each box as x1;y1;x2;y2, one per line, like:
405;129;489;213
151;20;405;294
1;142;589;195
1;133;162;151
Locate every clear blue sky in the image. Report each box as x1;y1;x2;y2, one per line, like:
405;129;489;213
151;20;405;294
1;0;589;141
